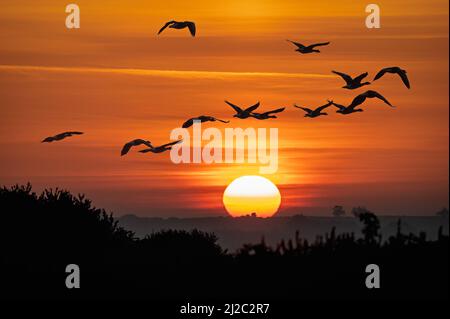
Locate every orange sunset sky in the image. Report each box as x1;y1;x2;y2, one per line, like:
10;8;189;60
0;0;448;216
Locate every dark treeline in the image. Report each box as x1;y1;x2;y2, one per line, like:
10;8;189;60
0;184;448;300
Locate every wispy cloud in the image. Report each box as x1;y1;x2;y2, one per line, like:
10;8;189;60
0;64;333;80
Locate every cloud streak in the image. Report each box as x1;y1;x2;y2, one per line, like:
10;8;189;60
0;64;333;80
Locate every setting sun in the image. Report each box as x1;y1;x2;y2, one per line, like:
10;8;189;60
223;176;281;217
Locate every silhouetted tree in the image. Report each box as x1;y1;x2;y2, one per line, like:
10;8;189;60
357;210;381;245
436;207;449;217
351;206;370;218
332;205;346;217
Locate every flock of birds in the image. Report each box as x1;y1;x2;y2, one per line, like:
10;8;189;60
41;20;411;157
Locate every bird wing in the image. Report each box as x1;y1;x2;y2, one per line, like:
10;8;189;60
158;21;175;34
287;40;306;49
308;42;330;49
65;131;83;136
263;107;285;115
142;140;153;148
213;117;230;123
294;104;313;113
244;102;261;113
332;71;352;83
187;22;196;36
41;136;53;143
225;100;243;113
55;132;72;140
182;118;195;128
373;68;389;81
316;102;333;112
159;140;183;148
398;70;410;89
370;91;393;107
121;142;133;156
354;72;369;83
349;94;367;109
332;102;347;111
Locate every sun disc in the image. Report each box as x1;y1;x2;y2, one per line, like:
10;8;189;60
223;175;281;218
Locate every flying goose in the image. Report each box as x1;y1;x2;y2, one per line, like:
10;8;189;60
182;115;229;128
158;21;196;37
331;101;364;115
287;40;330;54
121;139;153;156
294;101;333;118
225;100;260;119
139;140;183;154
350;90;393;108
332;71;371;90
251;107;285;120
332;90;394;114
373;67;410;89
41;131;83;143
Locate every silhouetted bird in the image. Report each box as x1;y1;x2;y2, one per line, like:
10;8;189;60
121;139;153;156
331;101;364;115
139;140;183;154
350;90;393;108
225;100;260;119
332;71;371;89
294;101;333;118
373;67;410;89
41;131;83;143
287;40;330;54
182;116;229;128
251;107;285;120
332;90;393;114
158;21;196;37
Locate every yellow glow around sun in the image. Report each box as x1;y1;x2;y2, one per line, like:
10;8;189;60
223;176;281;218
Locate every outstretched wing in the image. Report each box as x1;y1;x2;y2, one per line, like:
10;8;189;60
158;21;175;35
121;142;133;156
244;102;260;113
212;117;230;123
159;140;183;148
187;22;196;36
54;132;69;139
371;91;393;107
349;94;367;109
398;70;410;89
41;136;53;143
287;40;306;49
332;71;352;83
373;68;389;81
308;42;330;49
316;101;333;112
142;140;153;148
263;107;285;115
331;102;347;111
354;72;369;83
225;100;243;113
66;131;83;136
139;148;153;153
182;118;195;128
294;104;313;114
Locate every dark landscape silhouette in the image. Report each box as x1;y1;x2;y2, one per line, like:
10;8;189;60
0;184;448;300
119;213;449;251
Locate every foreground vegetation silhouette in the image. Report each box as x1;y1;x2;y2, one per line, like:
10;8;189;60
0;184;448;300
